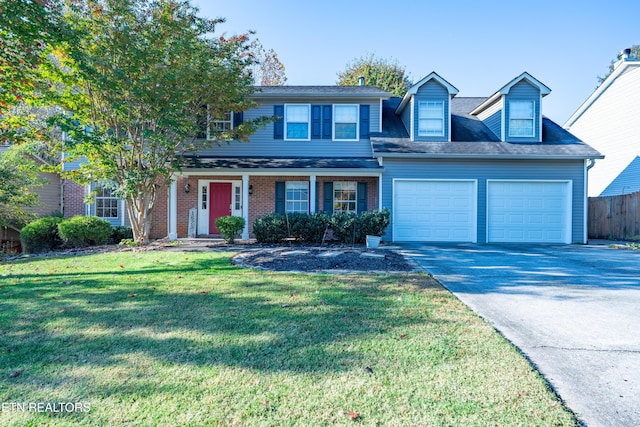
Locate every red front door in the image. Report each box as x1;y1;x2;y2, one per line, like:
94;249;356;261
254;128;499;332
209;182;232;234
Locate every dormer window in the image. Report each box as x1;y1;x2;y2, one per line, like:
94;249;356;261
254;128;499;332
285;104;311;140
508;100;535;137
418;101;444;137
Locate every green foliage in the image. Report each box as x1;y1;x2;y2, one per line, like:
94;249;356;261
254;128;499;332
41;0;273;244
20;215;64;254
253;211;389;244
337;54;412;97
0;146;45;230
598;45;640;86
253;213;288;243
288;212;331;242
110;225;133;244
118;238;139;248
215;216;245;243
57;215;112;247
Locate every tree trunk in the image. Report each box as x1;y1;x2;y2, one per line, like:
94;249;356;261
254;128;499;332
126;183;158;245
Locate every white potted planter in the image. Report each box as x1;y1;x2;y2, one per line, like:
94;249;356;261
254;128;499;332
366;235;381;249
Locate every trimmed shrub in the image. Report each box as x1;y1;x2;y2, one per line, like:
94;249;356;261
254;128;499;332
253;213;288;243
288;212;331;242
215;216;246;243
330;212;359;244
110;226;133;244
355;209;391;242
20;216;64;254
57;216;113;247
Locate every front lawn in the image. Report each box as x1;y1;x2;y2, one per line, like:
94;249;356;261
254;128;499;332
0;251;576;426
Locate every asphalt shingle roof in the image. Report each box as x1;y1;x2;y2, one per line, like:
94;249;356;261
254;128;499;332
372;97;603;159
181;156;383;170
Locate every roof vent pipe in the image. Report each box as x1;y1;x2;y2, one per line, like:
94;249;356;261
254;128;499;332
621;48;632;60
358;76;365;86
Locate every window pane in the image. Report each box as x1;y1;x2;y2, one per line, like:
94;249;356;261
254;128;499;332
285;182;309;213
333;182;357;213
510;119;534;136
510;101;534;118
334;105;357;122
286;123;308;139
286;105;309;122
418;101;444;136
335;123;357;140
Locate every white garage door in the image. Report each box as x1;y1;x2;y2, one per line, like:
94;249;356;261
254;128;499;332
487;181;571;243
393;180;477;242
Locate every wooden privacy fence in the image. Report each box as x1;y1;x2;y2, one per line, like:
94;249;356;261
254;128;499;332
588;191;640;240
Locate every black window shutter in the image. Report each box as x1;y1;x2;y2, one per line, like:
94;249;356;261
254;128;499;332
322;105;332;139
275;181;285;213
360;104;370;139
273;105;284;139
233;111;243;128
357;182;368;213
315;181;320;212
311;105;321;139
323;182;334;214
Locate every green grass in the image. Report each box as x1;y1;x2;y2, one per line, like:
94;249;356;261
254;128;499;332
0;251;577;426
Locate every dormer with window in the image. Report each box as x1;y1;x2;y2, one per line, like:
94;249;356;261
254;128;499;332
395;72;458;142
470;72;551;143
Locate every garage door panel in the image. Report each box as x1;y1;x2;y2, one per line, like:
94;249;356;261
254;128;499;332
488;181;570;243
394;180;476;242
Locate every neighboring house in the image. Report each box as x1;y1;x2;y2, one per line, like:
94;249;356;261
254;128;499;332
67;71;602;244
0;144;62;245
564;49;640;196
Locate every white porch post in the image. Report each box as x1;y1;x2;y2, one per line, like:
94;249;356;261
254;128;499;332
168;179;177;240
242;175;249;240
378;172;383;211
309;175;317;213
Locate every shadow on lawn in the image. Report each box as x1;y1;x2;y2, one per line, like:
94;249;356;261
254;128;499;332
1;256;448;396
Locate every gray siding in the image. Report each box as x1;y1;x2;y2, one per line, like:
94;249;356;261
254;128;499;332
381;158;586;243
400;100;411;137
414;81;449;141
485;110;502;140
196;99;381;158
505;81;541;143
32;172;62;216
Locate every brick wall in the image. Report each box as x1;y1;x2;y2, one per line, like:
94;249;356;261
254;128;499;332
63;180;85;218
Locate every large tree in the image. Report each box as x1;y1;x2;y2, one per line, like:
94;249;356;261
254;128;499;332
45;0;271;243
249;38;287;86
0;146;45;231
597;45;640;86
337;54;412;97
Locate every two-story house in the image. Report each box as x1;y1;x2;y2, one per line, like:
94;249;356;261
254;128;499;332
564;49;640;196
71;71;602;244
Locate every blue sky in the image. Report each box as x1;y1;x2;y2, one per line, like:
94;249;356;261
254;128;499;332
194;0;639;124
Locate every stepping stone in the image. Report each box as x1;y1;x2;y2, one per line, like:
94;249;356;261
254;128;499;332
317;251;344;258
360;252;385;259
281;250;310;256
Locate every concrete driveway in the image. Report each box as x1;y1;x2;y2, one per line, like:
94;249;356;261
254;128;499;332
400;242;640;427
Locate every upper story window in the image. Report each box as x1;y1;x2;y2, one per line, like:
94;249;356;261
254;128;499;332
211;111;233;132
509;100;535;137
285;181;309;213
333;182;357;213
418;101;444;137
285;104;310;140
333;105;359;141
95;184;118;219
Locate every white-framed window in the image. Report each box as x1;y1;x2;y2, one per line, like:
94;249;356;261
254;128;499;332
285;181;309;213
211;111;233;132
333;182;357;213
333;104;359;141
95;184;119;219
284;104;310;140
418;101;444;137
201;185;208;209
509;100;535;137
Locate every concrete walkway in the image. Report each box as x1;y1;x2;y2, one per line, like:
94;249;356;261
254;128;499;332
400;242;640;427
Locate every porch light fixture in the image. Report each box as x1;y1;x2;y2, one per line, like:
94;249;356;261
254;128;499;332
249;184;253;195
184;182;190;193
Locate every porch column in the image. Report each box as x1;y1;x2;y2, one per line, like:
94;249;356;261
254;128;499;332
242;174;249;240
309;175;317;213
378;173;383;211
168;179;177;240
